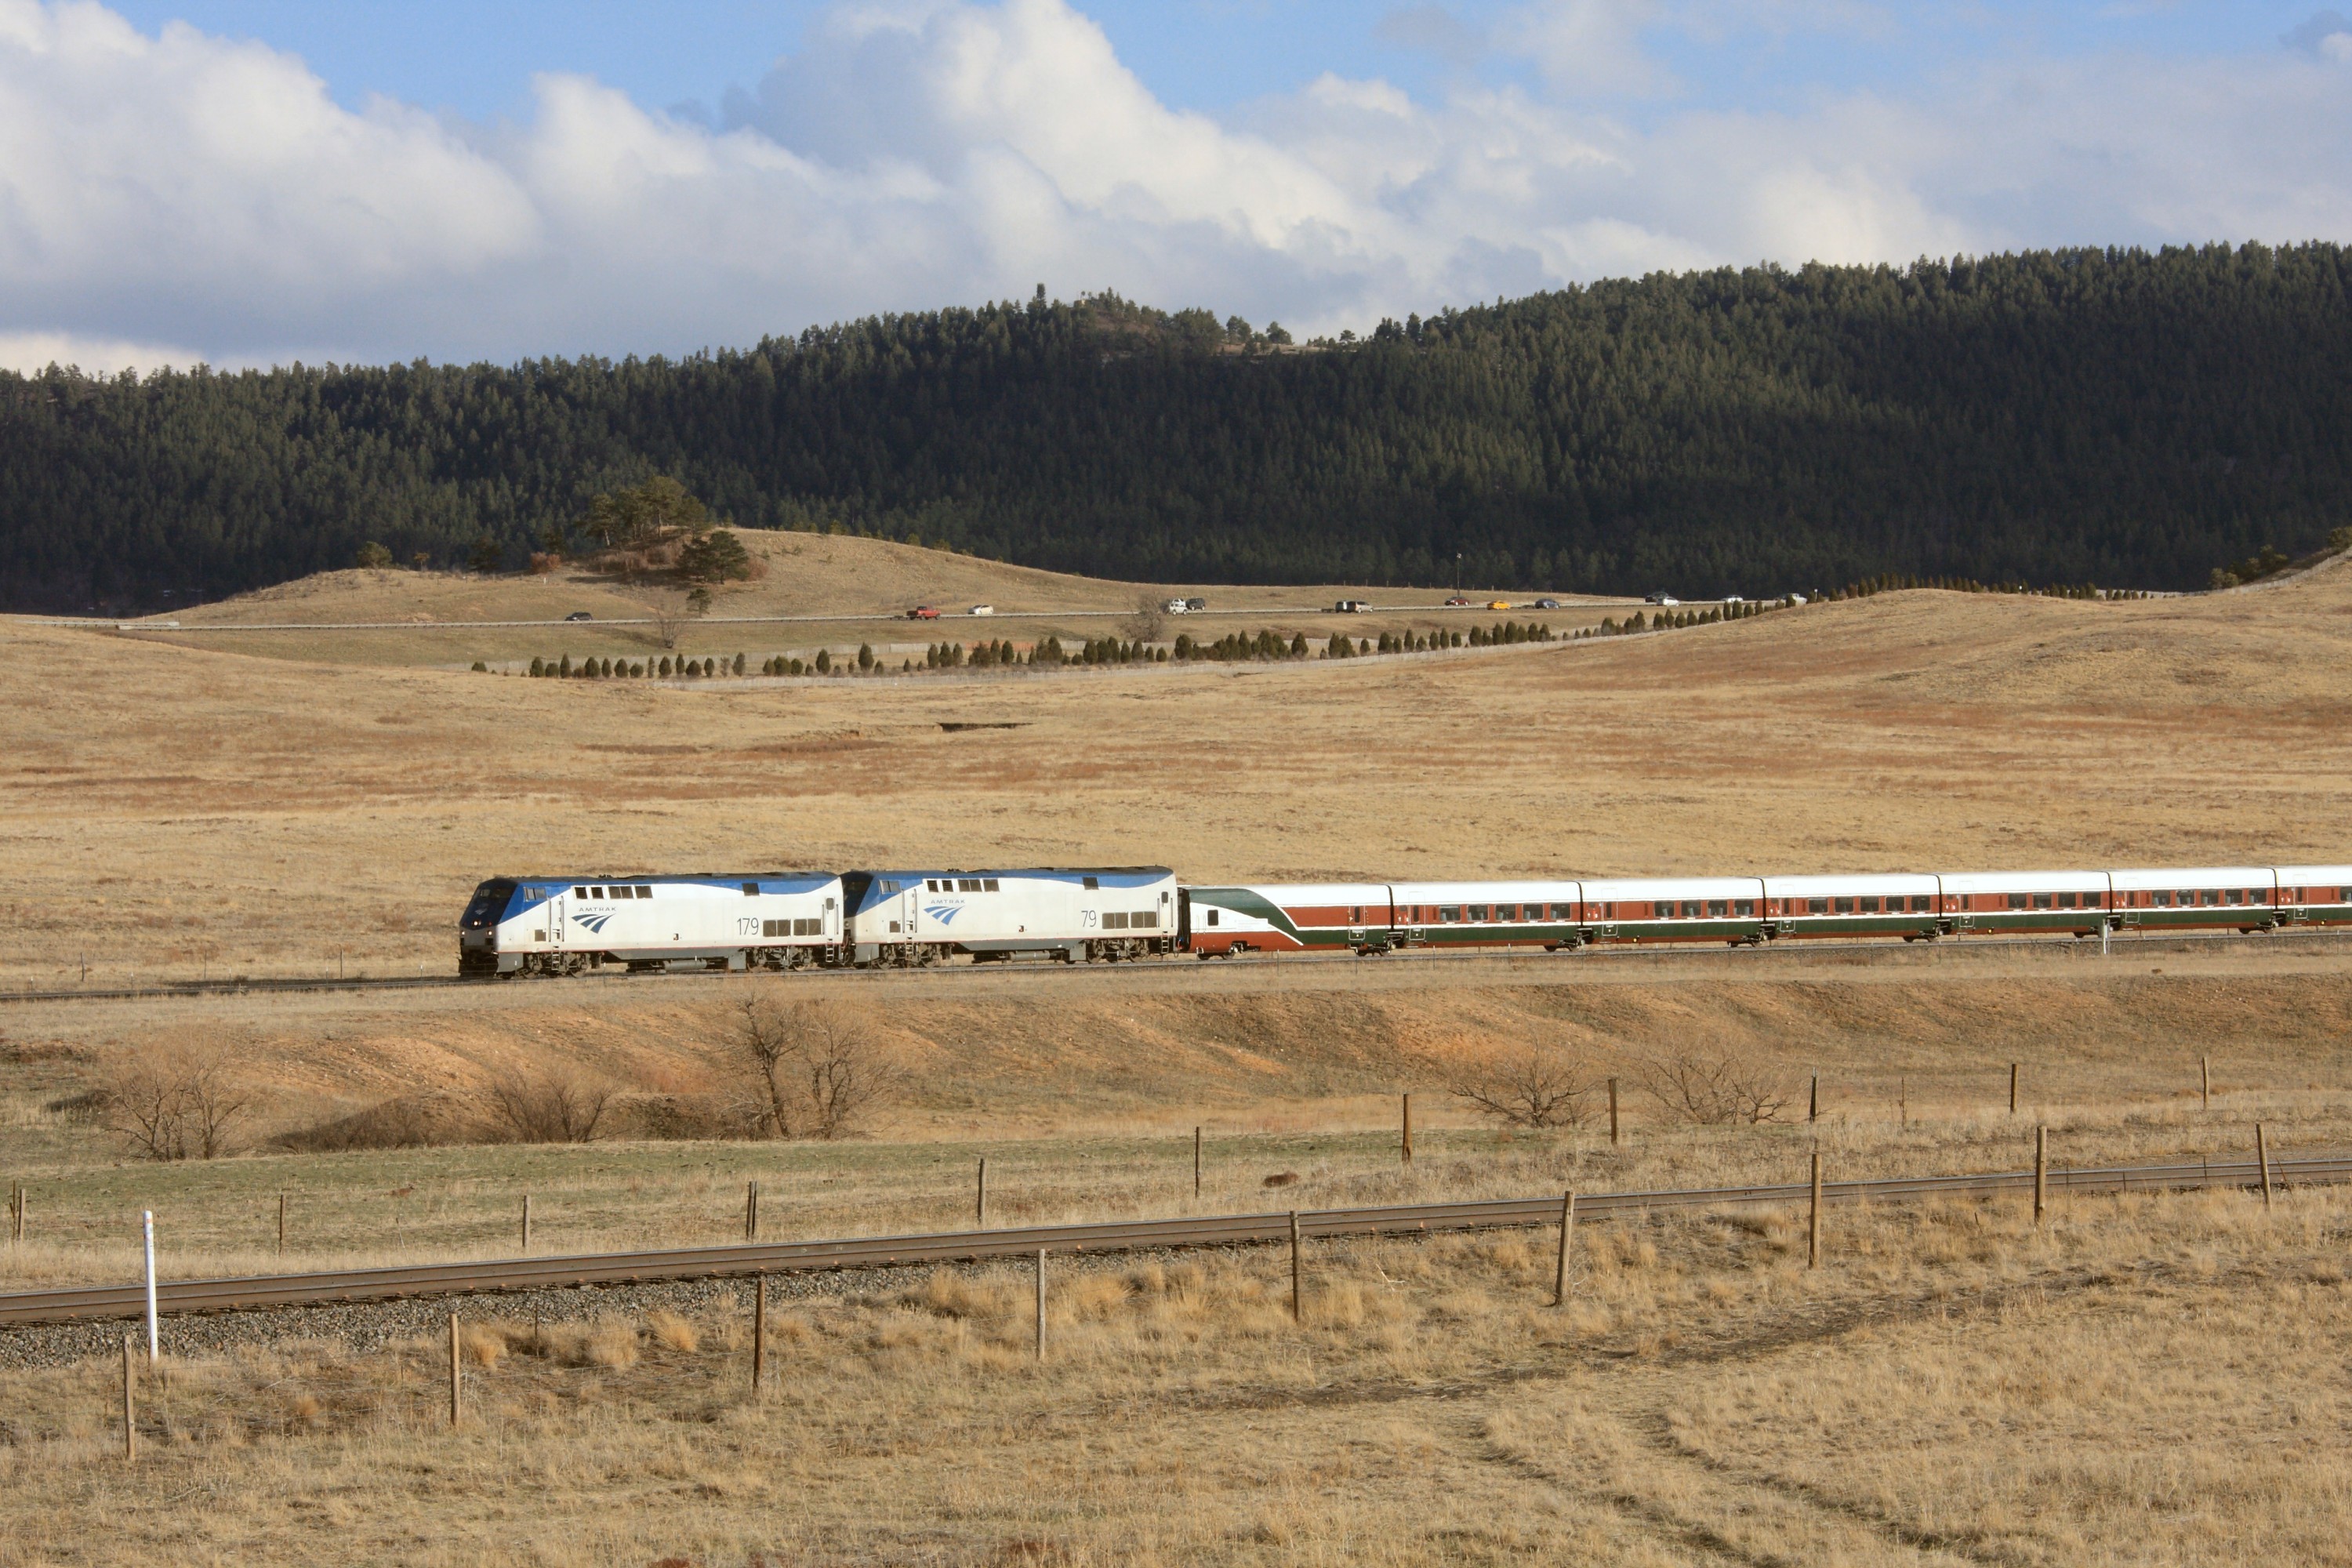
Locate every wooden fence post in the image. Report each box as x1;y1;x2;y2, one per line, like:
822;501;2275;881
520;1195;532;1254
1552;1191;1576;1307
2257;1123;2274;1209
448;1314;461;1428
1290;1210;1304;1321
2201;1055;2211;1111
1607;1079;1621;1146
745;1180;758;1242
121;1334;136;1461
976;1158;988;1228
2034;1126;2048;1224
2009;1062;2020;1116
1898;1077;1907;1129
1808;1152;1823;1269
1034;1250;1047;1362
277;1192;286;1255
752;1273;767;1389
1809;1074;1819;1123
1193;1126;1202;1199
1400;1094;1412;1164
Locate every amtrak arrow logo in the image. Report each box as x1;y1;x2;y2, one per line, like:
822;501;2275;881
924;904;963;925
572;912;614;934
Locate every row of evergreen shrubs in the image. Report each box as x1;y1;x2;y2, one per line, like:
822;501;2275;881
526;654;747;678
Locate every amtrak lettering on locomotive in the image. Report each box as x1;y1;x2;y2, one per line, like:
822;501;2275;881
461;862;2352;975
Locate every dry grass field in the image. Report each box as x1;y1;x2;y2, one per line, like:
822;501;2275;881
117;529;1625;670
3;541;2351;1563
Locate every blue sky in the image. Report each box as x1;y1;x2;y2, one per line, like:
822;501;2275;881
6;1;2352;368
101;1;2325;120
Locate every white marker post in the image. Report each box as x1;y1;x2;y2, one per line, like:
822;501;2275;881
142;1210;158;1364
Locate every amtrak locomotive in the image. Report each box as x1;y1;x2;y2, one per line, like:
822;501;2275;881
459;867;1176;975
459;861;2352;975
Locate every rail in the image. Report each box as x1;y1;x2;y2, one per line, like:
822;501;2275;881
6;922;2349;1007
2;1150;2341;1327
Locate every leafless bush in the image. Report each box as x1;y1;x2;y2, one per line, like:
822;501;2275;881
274;1096;447;1152
1123;593;1167;644
483;1069;614;1144
730;997;903;1139
1636;1049;1795;1127
99;1041;251;1160
1449;1047;1597;1128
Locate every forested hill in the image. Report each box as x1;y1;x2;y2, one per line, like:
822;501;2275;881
5;243;2350;612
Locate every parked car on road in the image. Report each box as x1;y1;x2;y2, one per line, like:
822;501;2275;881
1184;597;1207;612
1534;597;1561;610
968;604;994;616
1443;596;1472;607
1645;592;1680;607
1163;598;1189;614
1487;600;1512;610
1333;599;1370;613
564;611;593;621
906;606;942;619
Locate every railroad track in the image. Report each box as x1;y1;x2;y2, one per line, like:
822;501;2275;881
8;924;2350;1007
3;1151;2340;1328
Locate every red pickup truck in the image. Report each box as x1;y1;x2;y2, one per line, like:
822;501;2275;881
906;606;942;620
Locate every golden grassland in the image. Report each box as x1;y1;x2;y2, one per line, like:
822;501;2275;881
5;542;2350;993
2;1167;2344;1565
5;544;2352;1561
120;529;1622;670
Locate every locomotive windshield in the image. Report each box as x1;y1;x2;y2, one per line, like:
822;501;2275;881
461;879;516;928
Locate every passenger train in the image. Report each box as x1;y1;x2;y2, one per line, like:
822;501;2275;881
458;862;2352;977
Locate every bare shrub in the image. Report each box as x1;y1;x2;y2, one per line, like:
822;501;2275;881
274;1096;446;1152
99;1041;251;1160
729;997;903;1139
483;1069;613;1144
1636;1050;1795;1127
1123;594;1167;644
1449;1047;1596;1128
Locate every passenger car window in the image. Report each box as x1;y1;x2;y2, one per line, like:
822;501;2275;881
1858;897;1878;913
1468;905;1489;921
1734;900;1754;916
1439;906;1461;923
1808;898;1828;914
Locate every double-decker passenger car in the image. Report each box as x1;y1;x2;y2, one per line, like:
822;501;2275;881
458;873;843;976
842;868;1178;964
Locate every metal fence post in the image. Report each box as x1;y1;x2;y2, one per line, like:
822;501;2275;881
1808;1153;1823;1269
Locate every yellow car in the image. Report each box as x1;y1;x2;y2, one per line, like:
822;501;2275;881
1488;600;1513;610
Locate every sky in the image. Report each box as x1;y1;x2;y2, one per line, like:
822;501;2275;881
2;0;2348;371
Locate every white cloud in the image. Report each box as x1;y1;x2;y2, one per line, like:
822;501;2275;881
0;328;200;374
1;0;2350;365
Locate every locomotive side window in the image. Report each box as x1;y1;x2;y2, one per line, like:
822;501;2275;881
927;880;942;892
1103;913;1130;928
983;879;1000;891
1083;877;1099;890
1134;910;1159;928
742;882;759;895
1206;909;1220;927
637;886;652;898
